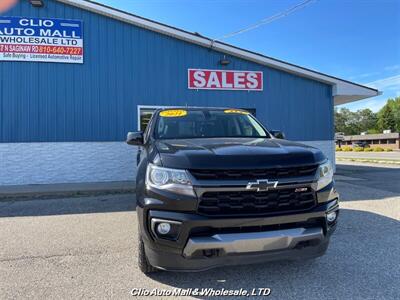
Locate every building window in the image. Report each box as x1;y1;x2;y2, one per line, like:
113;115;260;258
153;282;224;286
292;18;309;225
139;108;155;132
380;139;388;144
388;139;396;144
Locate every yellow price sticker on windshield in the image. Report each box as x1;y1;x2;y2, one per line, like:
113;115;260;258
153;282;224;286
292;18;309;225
159;109;188;117
224;109;249;115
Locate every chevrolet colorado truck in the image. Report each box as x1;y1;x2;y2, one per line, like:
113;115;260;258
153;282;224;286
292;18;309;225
127;107;339;273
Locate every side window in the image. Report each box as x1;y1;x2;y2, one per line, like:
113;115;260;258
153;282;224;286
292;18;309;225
143;113;156;143
157;117;166;137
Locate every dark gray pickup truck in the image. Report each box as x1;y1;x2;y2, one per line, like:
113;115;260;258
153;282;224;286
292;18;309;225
127;107;339;273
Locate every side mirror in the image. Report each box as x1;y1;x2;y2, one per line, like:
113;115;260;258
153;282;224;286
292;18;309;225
126;131;144;145
270;130;286;139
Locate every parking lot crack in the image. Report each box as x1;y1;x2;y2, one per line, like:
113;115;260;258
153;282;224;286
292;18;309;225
0;250;106;263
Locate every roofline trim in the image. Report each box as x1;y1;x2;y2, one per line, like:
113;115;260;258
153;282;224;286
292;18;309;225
57;0;379;102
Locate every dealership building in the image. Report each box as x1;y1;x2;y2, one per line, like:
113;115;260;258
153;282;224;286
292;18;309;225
0;0;379;186
341;132;400;150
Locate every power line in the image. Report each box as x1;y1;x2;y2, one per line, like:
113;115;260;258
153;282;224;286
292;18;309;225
213;0;317;42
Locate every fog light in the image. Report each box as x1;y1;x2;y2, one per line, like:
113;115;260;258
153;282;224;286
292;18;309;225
151;218;182;240
157;222;171;235
327;211;337;223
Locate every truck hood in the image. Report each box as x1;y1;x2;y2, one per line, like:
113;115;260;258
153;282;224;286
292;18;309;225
155;138;326;169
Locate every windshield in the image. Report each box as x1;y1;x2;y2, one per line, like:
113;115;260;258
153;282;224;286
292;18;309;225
155;109;269;139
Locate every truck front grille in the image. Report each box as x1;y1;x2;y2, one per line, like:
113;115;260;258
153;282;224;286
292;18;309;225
189;165;318;181
198;187;316;216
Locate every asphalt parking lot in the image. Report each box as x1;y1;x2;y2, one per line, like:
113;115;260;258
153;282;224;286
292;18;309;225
0;163;399;299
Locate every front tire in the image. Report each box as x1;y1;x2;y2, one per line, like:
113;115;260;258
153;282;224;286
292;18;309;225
138;236;158;274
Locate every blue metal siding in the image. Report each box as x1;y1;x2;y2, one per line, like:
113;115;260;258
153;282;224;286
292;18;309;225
0;0;333;143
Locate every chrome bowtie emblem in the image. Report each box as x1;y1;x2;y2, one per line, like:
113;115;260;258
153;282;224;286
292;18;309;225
246;179;278;192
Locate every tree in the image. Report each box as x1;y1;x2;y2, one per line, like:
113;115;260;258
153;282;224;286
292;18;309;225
386;97;400;132
345;110;361;135
377;104;396;132
334;107;376;135
357;108;377;133
334;108;347;133
335;97;400;135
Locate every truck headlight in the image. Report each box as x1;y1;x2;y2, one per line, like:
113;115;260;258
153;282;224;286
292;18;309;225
316;160;333;191
146;163;195;196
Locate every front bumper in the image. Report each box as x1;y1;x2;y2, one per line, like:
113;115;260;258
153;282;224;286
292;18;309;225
183;227;324;258
138;198;338;271
145;236;330;272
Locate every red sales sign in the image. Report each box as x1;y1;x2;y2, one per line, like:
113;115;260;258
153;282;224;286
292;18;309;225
188;69;263;91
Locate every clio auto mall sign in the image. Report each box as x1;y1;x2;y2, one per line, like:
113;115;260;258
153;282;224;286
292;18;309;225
0;16;83;64
188;69;263;91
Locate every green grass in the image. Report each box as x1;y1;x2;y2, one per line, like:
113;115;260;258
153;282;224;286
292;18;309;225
336;158;400;165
